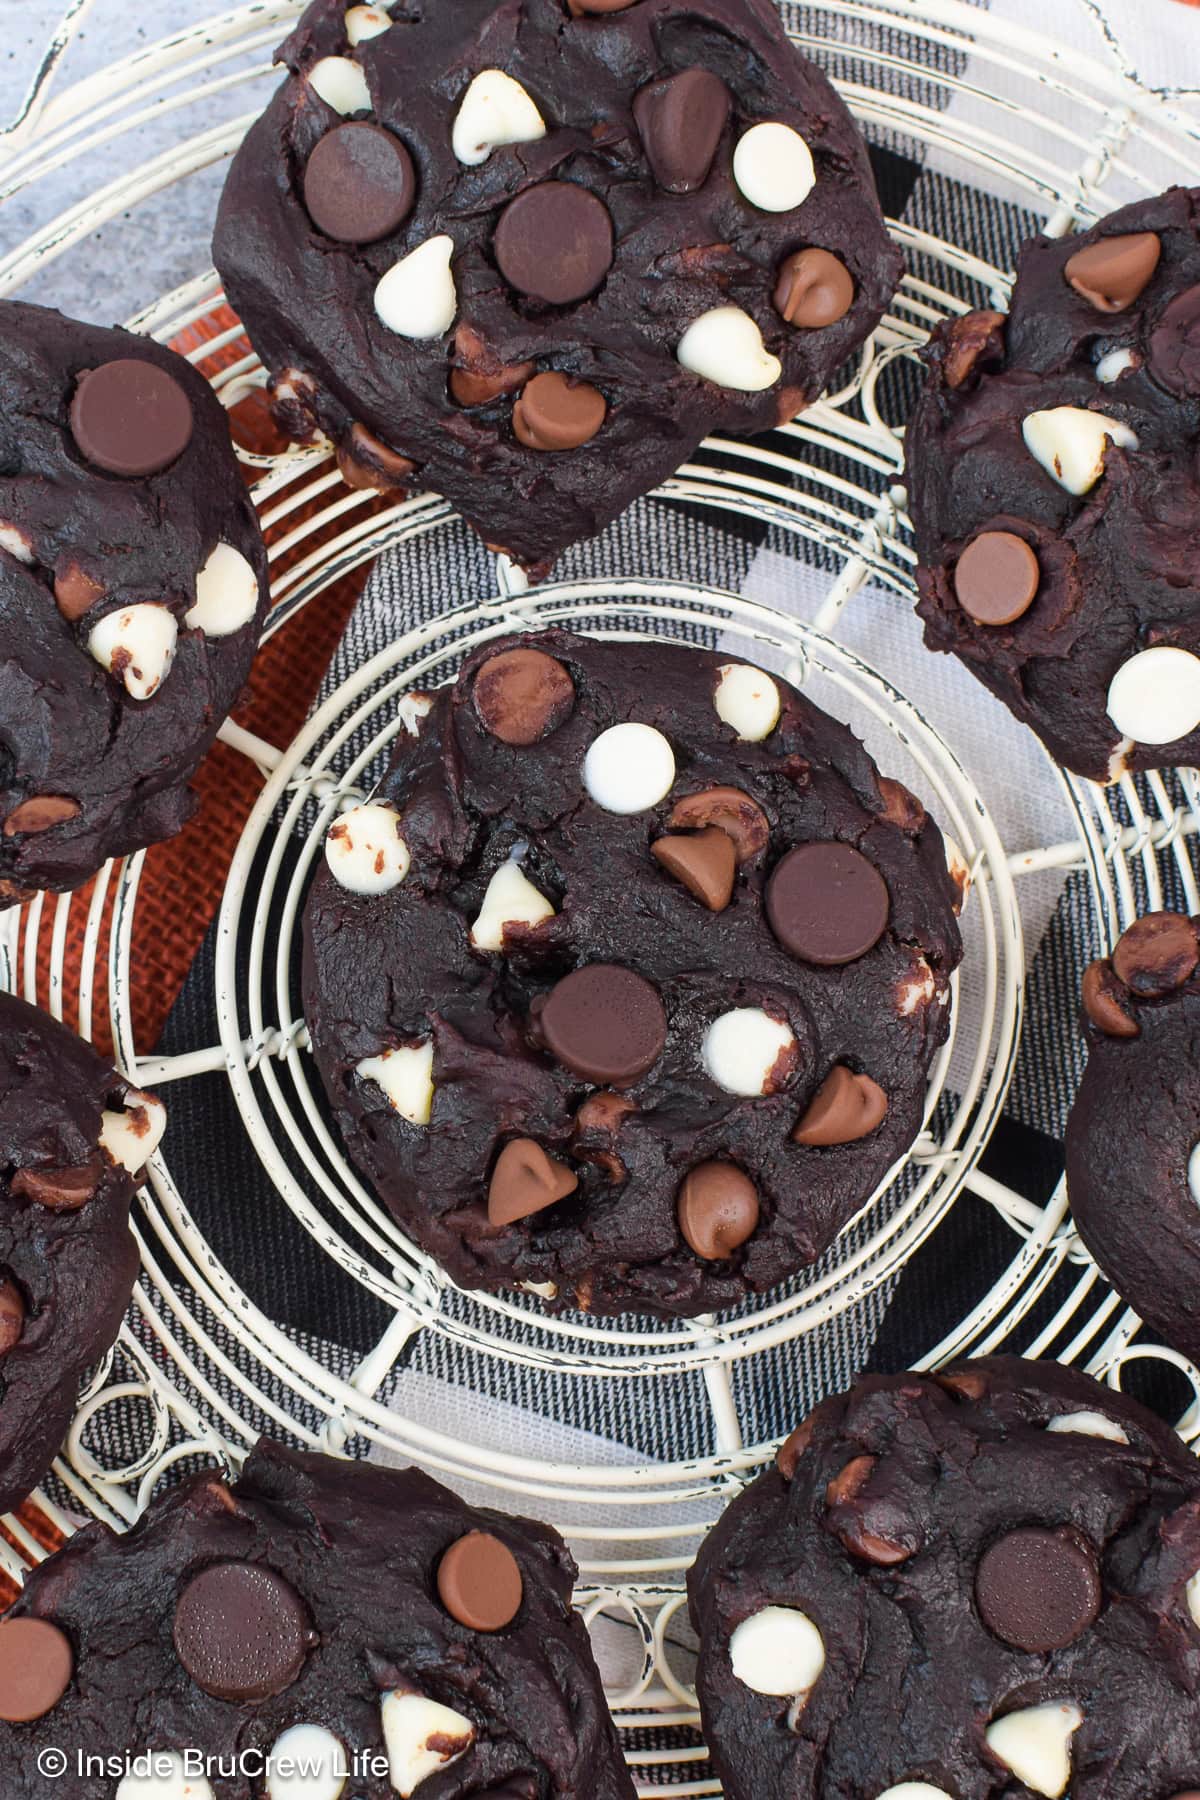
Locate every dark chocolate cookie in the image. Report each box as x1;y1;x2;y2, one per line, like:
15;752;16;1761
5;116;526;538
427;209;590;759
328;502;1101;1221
212;0;901;572
0;1436;636;1800
1066;910;1200;1365
0;991;165;1516
301;629;963;1318
0;300;269;898
907;186;1200;783
689;1356;1200;1800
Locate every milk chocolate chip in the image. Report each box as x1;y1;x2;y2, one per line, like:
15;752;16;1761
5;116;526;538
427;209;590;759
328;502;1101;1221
773;249;855;329
488;1138;578;1227
0;1619;73;1722
1065;231;1160;313
473;647;576;745
792;1065;888;1146
1111;912;1198;997
513;373;606;451
954;531;1040;627
677;1162;759;1260
437;1531;523;1631
3;796;80;837
651;827;736;911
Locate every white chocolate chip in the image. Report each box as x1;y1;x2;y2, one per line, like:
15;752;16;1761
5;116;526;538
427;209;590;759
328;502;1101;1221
116;1750;215;1799
519;1279;558;1299
714;663;780;741
896;956;937;1017
1105;736;1134;783
944;835;971;912
324;801;410;895
1096;346;1138;385
345;4;391;45
0;523;33;564
985;1702;1082;1799
308;56;372;115
452;69;545;167
100;1088;167;1176
185;543;259;638
267;1723;348;1800
876;1788;954;1800
1187;1568;1200;1630
1106;645;1200;746
732;121;816;212
702;1007;796;1097
677;306;782;392
1046;1410;1129;1444
357;1041;434;1125
375;236;457;339
583;722;676;814
470;861;554;950
380;1692;475;1797
1189;1141;1200;1208
88;603;177;700
1021;406;1138;496
729;1605;825;1696
398;692;434;736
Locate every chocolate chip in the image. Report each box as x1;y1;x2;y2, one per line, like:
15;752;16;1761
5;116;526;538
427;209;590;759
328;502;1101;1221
776;1414;815;1479
488;1138;578;1227
668;786;769;862
766;843;889;965
336;422;415;491
473;647;576;745
1149;284;1200;395
494;181;614;306
677;1161;759;1260
953;531;1040;627
0;1619;73;1722
12;1160;101;1211
1111;912;1199;996
0;1274;25;1355
652;827;736;911
942;309;1006;389
791;1065;888;1146
975;1526;1101;1653
773;248;855;329
450;338;536;408
536;964;666;1084
937;1368;988;1403
69;359;194;477
437;1530;523;1631
1081;959;1139;1038
303;123;416;243
173;1562;311;1702
571;1090;635;1183
1065;231;1161;312
633;69;730;193
2;796;80;837
53;560;104;621
824;1454;917;1566
567;0;638;14
876;775;926;834
513;372;606;451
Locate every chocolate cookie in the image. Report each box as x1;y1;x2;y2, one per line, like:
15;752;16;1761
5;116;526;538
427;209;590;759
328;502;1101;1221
0;1436;636;1800
0;992;165;1516
1066;910;1200;1364
907;186;1200;783
689;1356;1200;1800
212;0;901;572
302;629;963;1317
0;300;269;898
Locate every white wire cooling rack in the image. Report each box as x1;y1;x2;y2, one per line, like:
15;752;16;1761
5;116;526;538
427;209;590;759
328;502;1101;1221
3;0;1200;1777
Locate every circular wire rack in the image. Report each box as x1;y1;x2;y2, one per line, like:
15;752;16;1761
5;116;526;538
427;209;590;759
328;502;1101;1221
2;0;1200;1782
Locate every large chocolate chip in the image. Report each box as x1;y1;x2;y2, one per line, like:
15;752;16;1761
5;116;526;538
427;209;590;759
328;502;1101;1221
437;1531;523;1631
536;964;666;1084
677;1162;759;1260
766;843;889;965
773;249;855;329
0;1619;73;1722
303;122;416;244
975;1526;1101;1653
494;182;614;305
0;1275;25;1355
473;647;576;745
69;359;194;477
12;1159;100;1211
652;827;735;911
668;786;769;862
1065;231;1160;312
792;1065;887;1146
513;373;606;451
488;1138;578;1227
173;1562;311;1702
633;69;730;193
1111;912;1199;996
1150;284;1200;395
2;796;80;837
953;531;1040;627
1081;959;1138;1038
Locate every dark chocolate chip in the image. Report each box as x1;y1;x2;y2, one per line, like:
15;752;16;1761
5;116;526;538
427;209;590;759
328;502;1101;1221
1111;912;1199;997
677;1161;759;1260
633;69;730;194
437;1530;523;1630
651;827;736;911
336;422;415;491
773;248;855;329
513;373;606;451
473;647;576;746
303;123;416;244
975;1526;1101;1653
668;786;769;862
1081;959;1139;1037
488;1138;578;1227
1065;231;1161;313
494;182;614;305
0;1275;24;1355
173;1562;311;1702
2;797;80;837
791;1065;888;1146
69;359;194;477
766;843;889;965
53;561;104;621
953;531;1040;627
0;1619;73;1722
1149;284;1200;395
12;1160;101;1211
536;964;666;1084
942;309;1006;389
